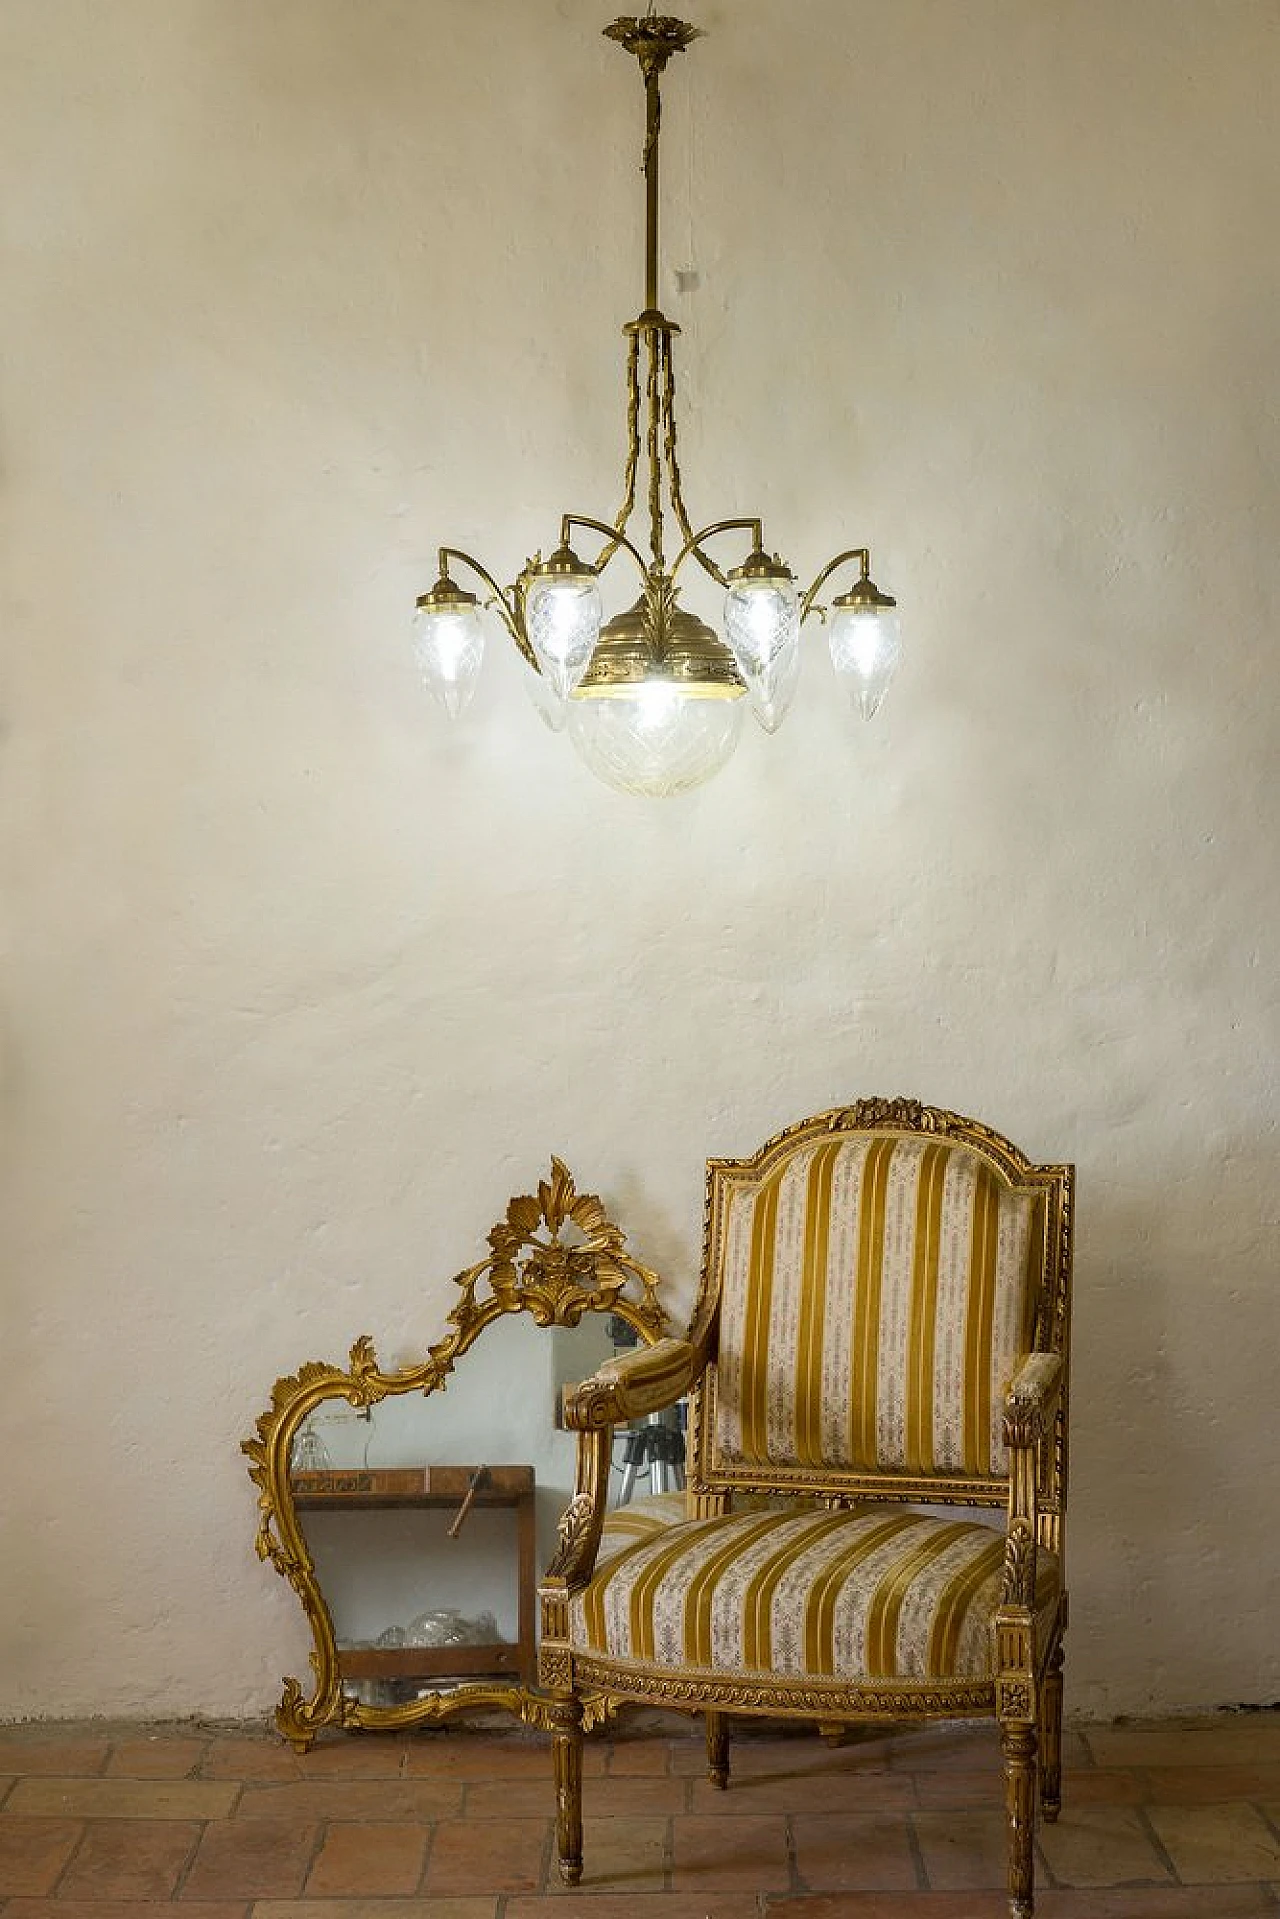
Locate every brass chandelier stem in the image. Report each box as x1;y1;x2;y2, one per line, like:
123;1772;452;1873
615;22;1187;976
603;12;709;587
643;62;661;313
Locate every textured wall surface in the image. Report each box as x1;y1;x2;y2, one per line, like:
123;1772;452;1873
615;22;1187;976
1;0;1277;1720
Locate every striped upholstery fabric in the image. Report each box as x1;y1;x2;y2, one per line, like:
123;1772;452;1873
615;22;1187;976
712;1135;1042;1480
596;1491;822;1569
572;1504;1059;1682
596;1492;690;1567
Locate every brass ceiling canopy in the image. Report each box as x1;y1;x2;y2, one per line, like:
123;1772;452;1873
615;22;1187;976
412;13;902;796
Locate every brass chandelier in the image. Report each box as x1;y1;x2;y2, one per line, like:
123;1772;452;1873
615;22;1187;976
413;11;901;798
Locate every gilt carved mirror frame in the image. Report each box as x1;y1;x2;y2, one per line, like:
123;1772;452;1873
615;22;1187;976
244;1160;669;1750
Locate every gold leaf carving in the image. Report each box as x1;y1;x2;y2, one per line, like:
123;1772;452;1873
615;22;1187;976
1002;1518;1037;1609
545;1493;595;1580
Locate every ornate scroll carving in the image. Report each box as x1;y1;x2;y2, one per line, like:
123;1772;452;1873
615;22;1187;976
242;1159;669;1749
465;1157;667;1333
831;1096;925;1131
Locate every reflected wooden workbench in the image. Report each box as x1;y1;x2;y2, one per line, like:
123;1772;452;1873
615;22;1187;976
291;1463;536;1689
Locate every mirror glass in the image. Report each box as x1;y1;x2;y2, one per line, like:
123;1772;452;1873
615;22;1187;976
290;1310;679;1707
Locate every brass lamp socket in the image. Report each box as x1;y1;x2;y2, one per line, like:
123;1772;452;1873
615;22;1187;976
833;575;897;612
416;574;479;615
726;547;795;585
532;543;598;583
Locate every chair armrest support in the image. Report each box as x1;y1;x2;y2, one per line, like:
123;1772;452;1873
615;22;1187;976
543;1338;706;1619
561;1336;703;1431
541;1428;613;1594
997;1352;1064;1648
1002;1350;1063;1450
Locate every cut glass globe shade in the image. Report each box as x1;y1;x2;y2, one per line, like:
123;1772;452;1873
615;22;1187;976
568;683;745;797
828;605;902;719
723;574;801;704
525;575;604;699
413;604;486;719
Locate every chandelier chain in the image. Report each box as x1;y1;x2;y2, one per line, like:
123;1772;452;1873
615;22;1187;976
661;330;703;572
617;331;642;542
645;333;666;566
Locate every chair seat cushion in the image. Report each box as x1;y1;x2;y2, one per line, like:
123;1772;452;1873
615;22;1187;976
574;1501;1058;1684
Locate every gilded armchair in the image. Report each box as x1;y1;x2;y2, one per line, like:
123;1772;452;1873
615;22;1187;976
539;1100;1073;1919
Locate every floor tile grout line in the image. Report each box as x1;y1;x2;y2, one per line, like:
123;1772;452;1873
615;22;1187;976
1256;1797;1280;1850
535;1805;555;1896
902;1805;930;1890
781;1810;800;1895
44;1811;91;1898
1135;1799;1184;1886
168;1814;208;1899
414;1803;438;1896
1033;1831;1058;1894
298;1807;331;1895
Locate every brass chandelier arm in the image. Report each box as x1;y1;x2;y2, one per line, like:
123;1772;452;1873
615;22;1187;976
438;545;539;671
670;517;766;589
560;514;649;581
800;547;872;624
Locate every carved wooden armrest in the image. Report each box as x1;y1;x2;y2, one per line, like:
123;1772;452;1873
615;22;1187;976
561;1336;703;1431
541;1340;704;1608
997;1351;1064;1670
1002;1350;1063;1449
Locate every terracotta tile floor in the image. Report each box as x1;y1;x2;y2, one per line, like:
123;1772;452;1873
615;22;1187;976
1;1712;1279;1916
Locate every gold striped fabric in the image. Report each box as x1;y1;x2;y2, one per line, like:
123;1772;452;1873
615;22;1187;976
570;1504;1059;1681
596;1492;690;1567
712;1136;1041;1479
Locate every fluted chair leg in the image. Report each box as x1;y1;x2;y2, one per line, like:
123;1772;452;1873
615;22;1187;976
705;1709;729;1788
551;1696;584;1886
1001;1718;1038;1919
1039;1643;1065;1822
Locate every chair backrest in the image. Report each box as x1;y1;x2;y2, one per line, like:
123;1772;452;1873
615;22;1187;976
686;1101;1073;1509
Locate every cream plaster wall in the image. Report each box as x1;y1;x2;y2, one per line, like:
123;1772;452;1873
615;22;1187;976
1;0;1277;1721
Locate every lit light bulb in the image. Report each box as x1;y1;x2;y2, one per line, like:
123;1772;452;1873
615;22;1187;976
723;572;800;711
828;605;902;720
412;603;486;719
525;574;604;699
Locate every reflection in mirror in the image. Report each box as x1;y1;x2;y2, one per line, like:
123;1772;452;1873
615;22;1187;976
244;1158;671;1749
295;1315;637;1704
